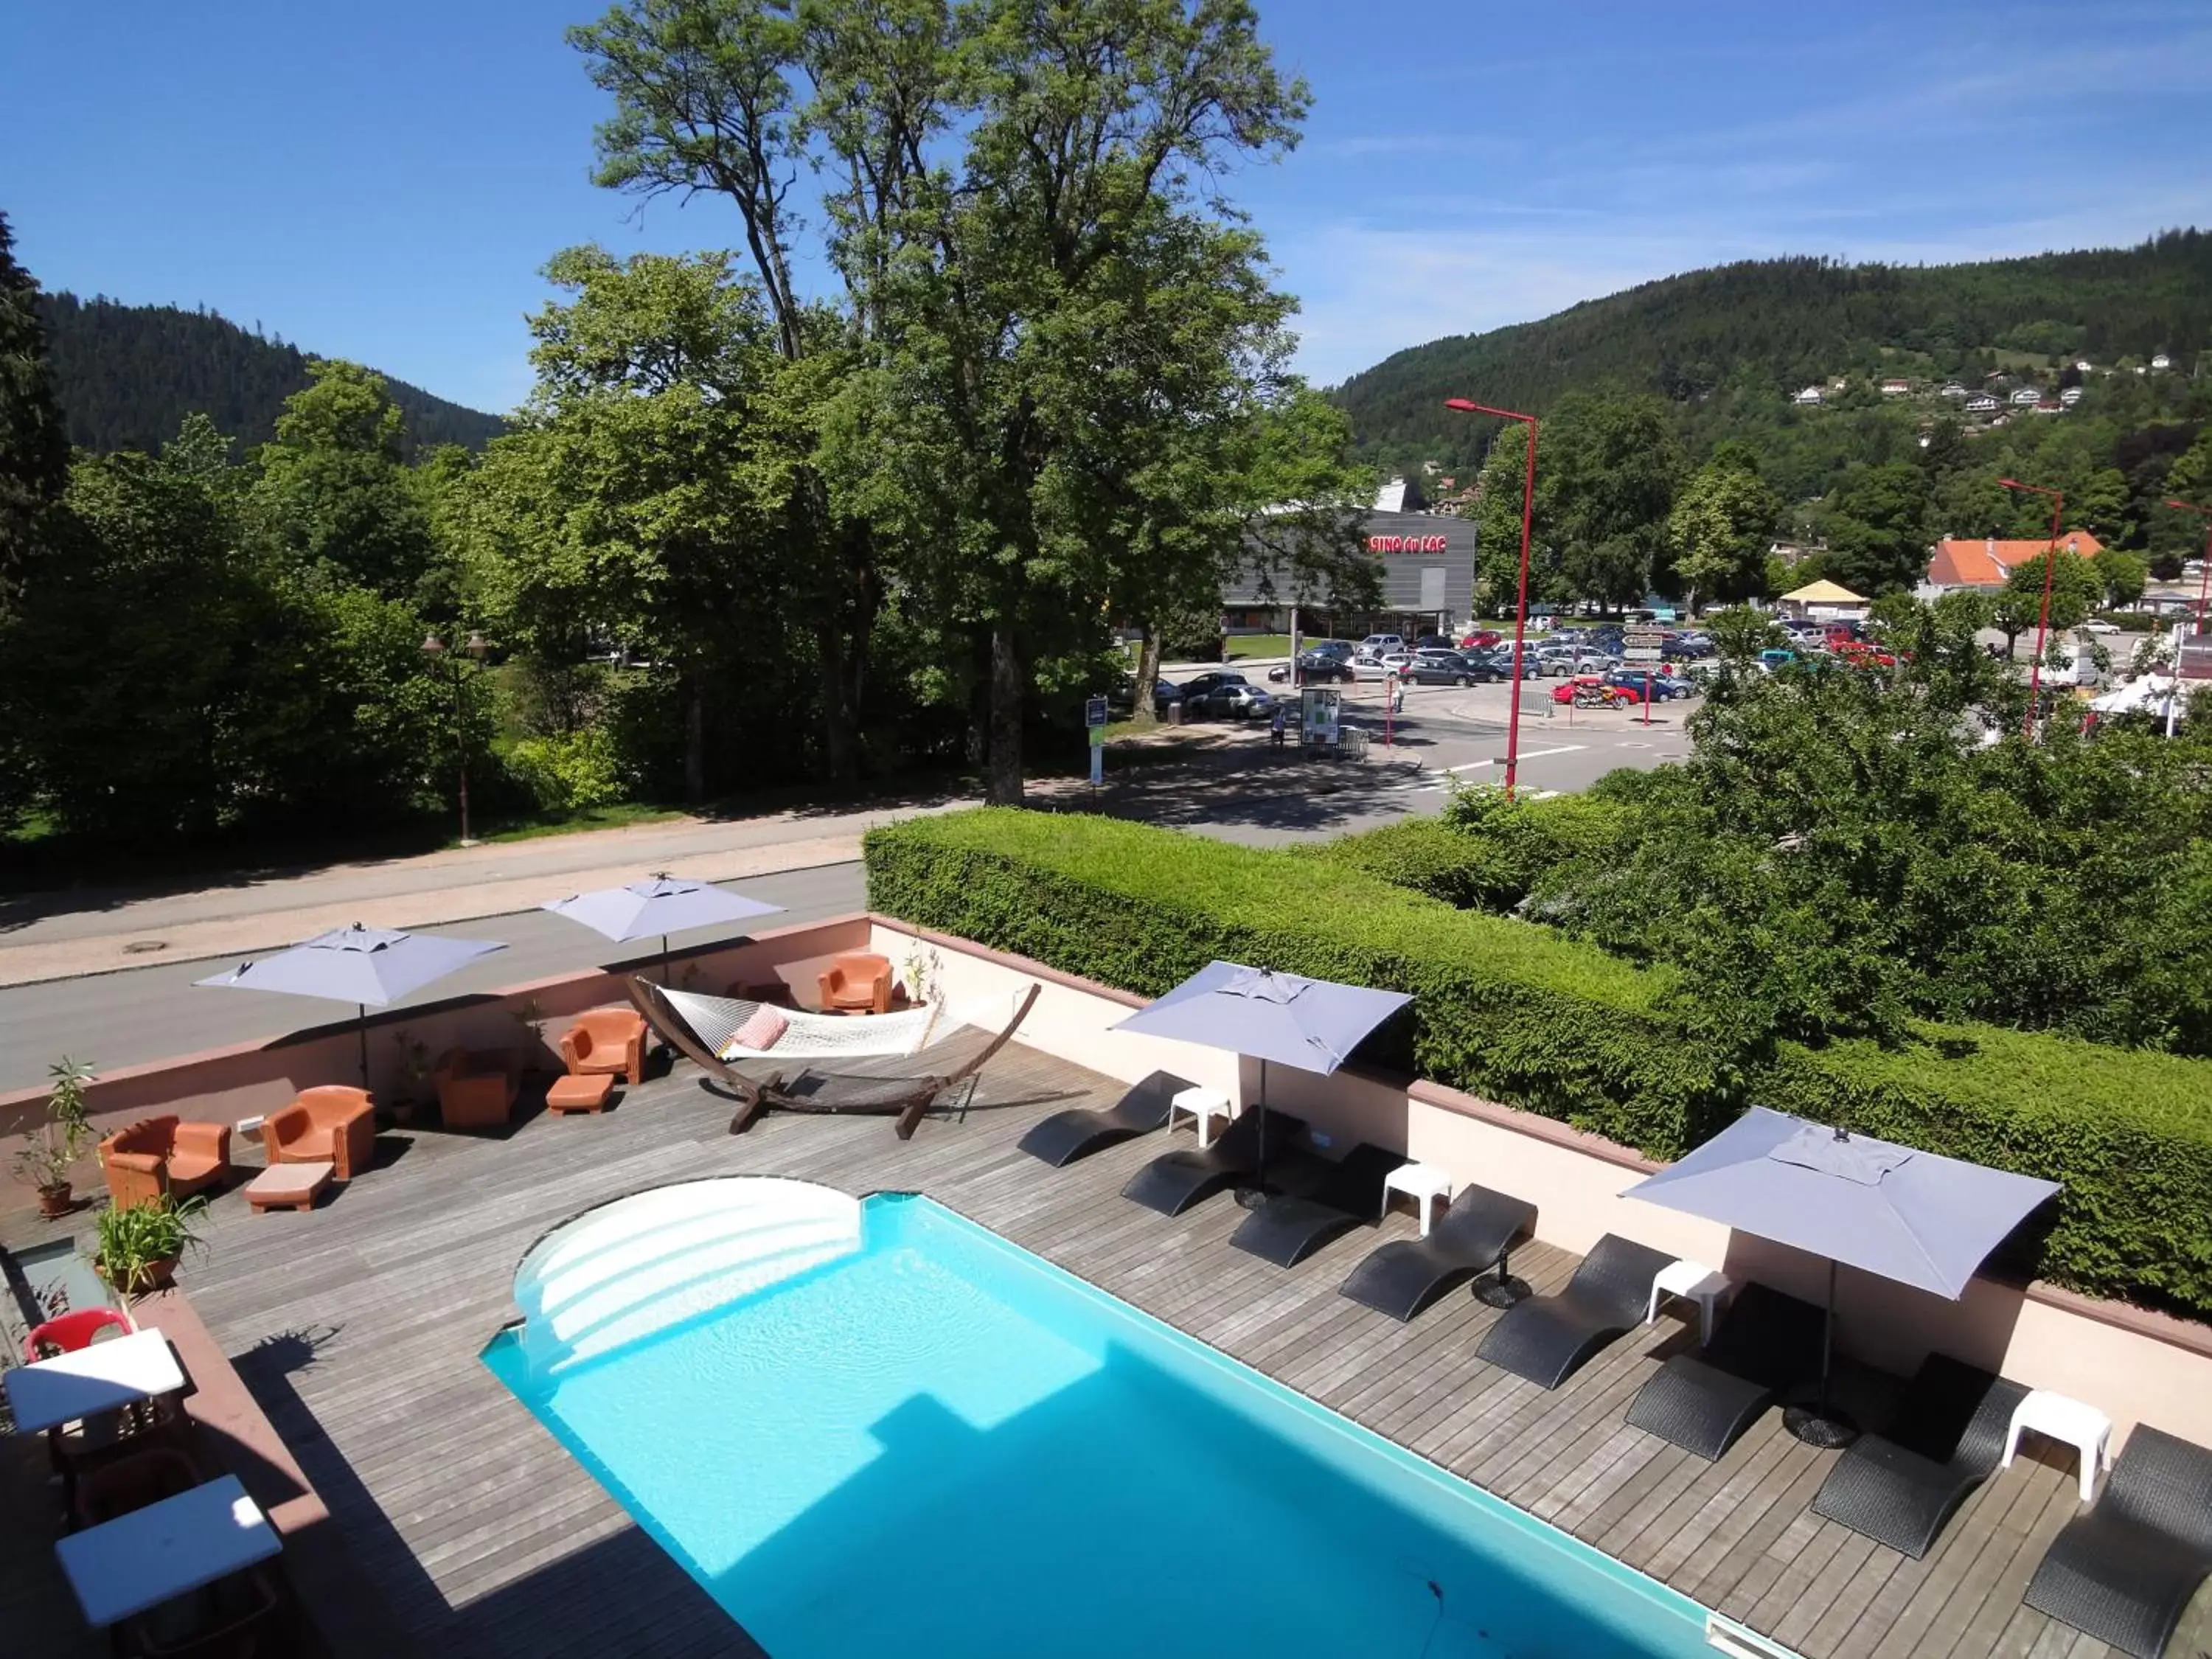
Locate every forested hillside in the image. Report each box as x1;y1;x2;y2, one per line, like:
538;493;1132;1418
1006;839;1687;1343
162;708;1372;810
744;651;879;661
36;293;505;459
1338;232;2212;487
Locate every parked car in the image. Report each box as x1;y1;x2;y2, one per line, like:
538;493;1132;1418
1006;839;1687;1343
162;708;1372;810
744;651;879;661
1282;641;1357;682
1359;633;1406;655
1550;674;1630;709
2079;619;2121;636
1179;672;1273;719
1106;675;1183;718
1402;650;1479;686
1413;634;1458;653
1453;651;1506;683
1458;628;1503;650
1486;647;1543;680
1534;647;1579;677
1603;668;1696;703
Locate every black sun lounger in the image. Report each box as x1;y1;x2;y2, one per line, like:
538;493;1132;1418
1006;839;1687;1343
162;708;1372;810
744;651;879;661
1018;1071;1194;1168
1227;1144;1404;1268
1474;1233;1677;1389
1337;1183;1537;1323
1622;1281;1827;1460
1809;1352;2027;1559
2023;1424;2212;1658
1121;1107;1307;1217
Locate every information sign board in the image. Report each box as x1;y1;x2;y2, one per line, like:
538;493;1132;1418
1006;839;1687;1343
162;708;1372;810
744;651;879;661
2180;632;2212;682
1301;686;1341;746
1624;626;1667;664
1085;695;1110;728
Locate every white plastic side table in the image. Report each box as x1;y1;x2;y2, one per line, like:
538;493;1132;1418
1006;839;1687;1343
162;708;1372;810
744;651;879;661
1380;1162;1453;1236
1646;1259;1732;1346
2003;1389;2112;1503
1166;1087;1235;1149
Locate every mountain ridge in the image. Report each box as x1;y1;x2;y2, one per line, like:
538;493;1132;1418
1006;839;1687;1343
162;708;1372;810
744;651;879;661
35;291;505;459
1332;231;2212;476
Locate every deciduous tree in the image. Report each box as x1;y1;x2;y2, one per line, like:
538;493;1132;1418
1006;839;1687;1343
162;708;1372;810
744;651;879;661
1665;453;1779;614
0;212;68;613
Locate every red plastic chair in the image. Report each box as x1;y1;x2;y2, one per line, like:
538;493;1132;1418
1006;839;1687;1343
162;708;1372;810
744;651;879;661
24;1307;134;1363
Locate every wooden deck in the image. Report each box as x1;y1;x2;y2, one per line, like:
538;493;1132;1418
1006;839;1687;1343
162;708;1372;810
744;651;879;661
8;1040;2157;1658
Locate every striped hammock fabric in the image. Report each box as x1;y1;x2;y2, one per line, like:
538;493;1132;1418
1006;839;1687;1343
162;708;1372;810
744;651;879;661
656;986;942;1062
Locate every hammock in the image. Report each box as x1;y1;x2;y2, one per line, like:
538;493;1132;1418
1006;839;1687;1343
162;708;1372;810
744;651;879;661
653;985;941;1062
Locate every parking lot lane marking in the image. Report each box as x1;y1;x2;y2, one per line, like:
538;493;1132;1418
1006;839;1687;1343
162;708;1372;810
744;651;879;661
1504;744;1586;763
1444;759;1495;773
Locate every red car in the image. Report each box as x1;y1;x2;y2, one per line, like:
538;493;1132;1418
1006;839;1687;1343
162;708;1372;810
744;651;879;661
1459;629;1503;650
1549;674;1630;709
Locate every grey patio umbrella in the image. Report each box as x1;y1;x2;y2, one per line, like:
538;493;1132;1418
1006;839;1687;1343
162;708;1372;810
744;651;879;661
1112;961;1412;1203
542;873;784;982
1624;1107;2060;1446
195;923;509;1086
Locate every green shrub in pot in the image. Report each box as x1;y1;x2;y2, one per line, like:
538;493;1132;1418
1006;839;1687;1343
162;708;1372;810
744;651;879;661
94;1194;209;1297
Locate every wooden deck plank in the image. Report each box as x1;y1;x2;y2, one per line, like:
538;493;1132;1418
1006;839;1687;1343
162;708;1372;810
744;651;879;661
46;1036;2091;1659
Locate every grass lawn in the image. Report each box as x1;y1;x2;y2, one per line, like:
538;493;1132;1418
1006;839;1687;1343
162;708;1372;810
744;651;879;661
1224;633;1293;658
470;801;692;846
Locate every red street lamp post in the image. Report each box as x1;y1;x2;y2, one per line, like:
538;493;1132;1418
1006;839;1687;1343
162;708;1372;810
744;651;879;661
1444;397;1539;798
1997;478;2064;737
422;630;493;844
2163;498;2212;631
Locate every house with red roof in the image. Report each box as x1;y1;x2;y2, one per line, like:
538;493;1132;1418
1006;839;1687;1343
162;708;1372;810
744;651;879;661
1920;530;2103;595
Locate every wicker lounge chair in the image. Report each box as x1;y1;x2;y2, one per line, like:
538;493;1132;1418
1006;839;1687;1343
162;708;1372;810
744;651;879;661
1337;1183;1539;1323
1120;1107;1311;1217
1622;1281;1827;1460
1228;1143;1404;1267
1018;1071;1193;1167
1475;1233;1677;1388
629;975;1038;1140
1809;1352;2027;1559
2023;1424;2212;1658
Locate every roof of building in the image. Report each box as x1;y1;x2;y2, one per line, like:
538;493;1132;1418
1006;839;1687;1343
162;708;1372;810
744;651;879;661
1781;579;1867;603
1926;530;2104;587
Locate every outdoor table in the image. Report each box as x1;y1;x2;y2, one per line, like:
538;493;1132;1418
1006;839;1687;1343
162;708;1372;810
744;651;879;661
1380;1161;1453;1237
4;1327;184;1436
2003;1389;2112;1503
1166;1086;1235;1149
1646;1259;1732;1346
54;1474;281;1628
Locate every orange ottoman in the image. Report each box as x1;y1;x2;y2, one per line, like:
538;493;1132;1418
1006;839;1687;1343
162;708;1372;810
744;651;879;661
547;1074;616;1115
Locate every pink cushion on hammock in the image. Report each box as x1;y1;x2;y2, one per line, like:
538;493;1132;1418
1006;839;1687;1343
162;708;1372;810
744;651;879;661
731;1006;789;1051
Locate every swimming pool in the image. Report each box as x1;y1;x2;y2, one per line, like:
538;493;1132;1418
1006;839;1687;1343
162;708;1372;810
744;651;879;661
484;1180;1741;1658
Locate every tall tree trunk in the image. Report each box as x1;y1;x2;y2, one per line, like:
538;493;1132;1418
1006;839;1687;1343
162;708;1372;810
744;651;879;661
1132;624;1161;726
986;626;1024;805
817;622;858;787
682;669;706;803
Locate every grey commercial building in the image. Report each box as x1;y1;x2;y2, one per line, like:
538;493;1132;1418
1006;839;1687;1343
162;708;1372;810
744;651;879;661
1221;509;1478;641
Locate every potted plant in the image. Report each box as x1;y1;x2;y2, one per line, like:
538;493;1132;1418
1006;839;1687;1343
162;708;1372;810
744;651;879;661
12;1057;96;1218
388;1029;434;1125
94;1194;209;1298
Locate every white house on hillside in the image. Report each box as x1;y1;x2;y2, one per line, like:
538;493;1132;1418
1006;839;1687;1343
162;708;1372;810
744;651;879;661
2075;359;2094;372
2059;386;2084;406
1965;393;2000;414
2152;352;2173;370
2009;386;2041;406
1793;386;1823;405
1940;382;1968;398
1880;377;1911;395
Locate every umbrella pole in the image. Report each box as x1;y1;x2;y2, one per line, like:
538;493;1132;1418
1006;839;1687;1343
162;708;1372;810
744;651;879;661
1785;1257;1859;1448
358;1004;370;1090
1236;1059;1269;1210
661;933;670;986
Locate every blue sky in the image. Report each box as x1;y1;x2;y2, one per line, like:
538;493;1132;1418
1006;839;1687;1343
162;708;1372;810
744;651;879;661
4;1;2209;415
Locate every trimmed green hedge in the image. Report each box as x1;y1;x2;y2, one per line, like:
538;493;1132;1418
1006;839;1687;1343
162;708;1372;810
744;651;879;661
1310;793;1627;911
866;808;2212;1319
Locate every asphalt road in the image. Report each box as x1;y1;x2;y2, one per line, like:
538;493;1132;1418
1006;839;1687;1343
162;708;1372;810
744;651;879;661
0;863;867;1092
0;683;1692;1091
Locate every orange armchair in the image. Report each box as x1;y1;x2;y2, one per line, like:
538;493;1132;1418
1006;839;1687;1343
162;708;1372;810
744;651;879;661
819;953;893;1015
560;1009;647;1086
265;1086;378;1182
432;1047;520;1131
99;1116;233;1208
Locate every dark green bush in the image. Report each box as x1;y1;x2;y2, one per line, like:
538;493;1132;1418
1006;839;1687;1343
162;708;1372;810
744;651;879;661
1314;790;1631;913
867;808;2212;1318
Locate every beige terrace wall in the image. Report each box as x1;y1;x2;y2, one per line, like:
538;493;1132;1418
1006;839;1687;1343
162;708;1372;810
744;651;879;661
880;918;2212;1453
0;916;875;1144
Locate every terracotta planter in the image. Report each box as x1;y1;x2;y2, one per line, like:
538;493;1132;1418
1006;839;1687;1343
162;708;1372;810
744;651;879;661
35;1181;72;1219
96;1254;178;1294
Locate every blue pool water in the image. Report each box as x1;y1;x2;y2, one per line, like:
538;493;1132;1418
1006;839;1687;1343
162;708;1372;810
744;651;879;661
483;1190;1724;1659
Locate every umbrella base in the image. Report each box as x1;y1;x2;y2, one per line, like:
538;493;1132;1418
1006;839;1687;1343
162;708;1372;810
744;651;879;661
1472;1272;1531;1310
1233;1185;1276;1211
1784;1402;1860;1449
